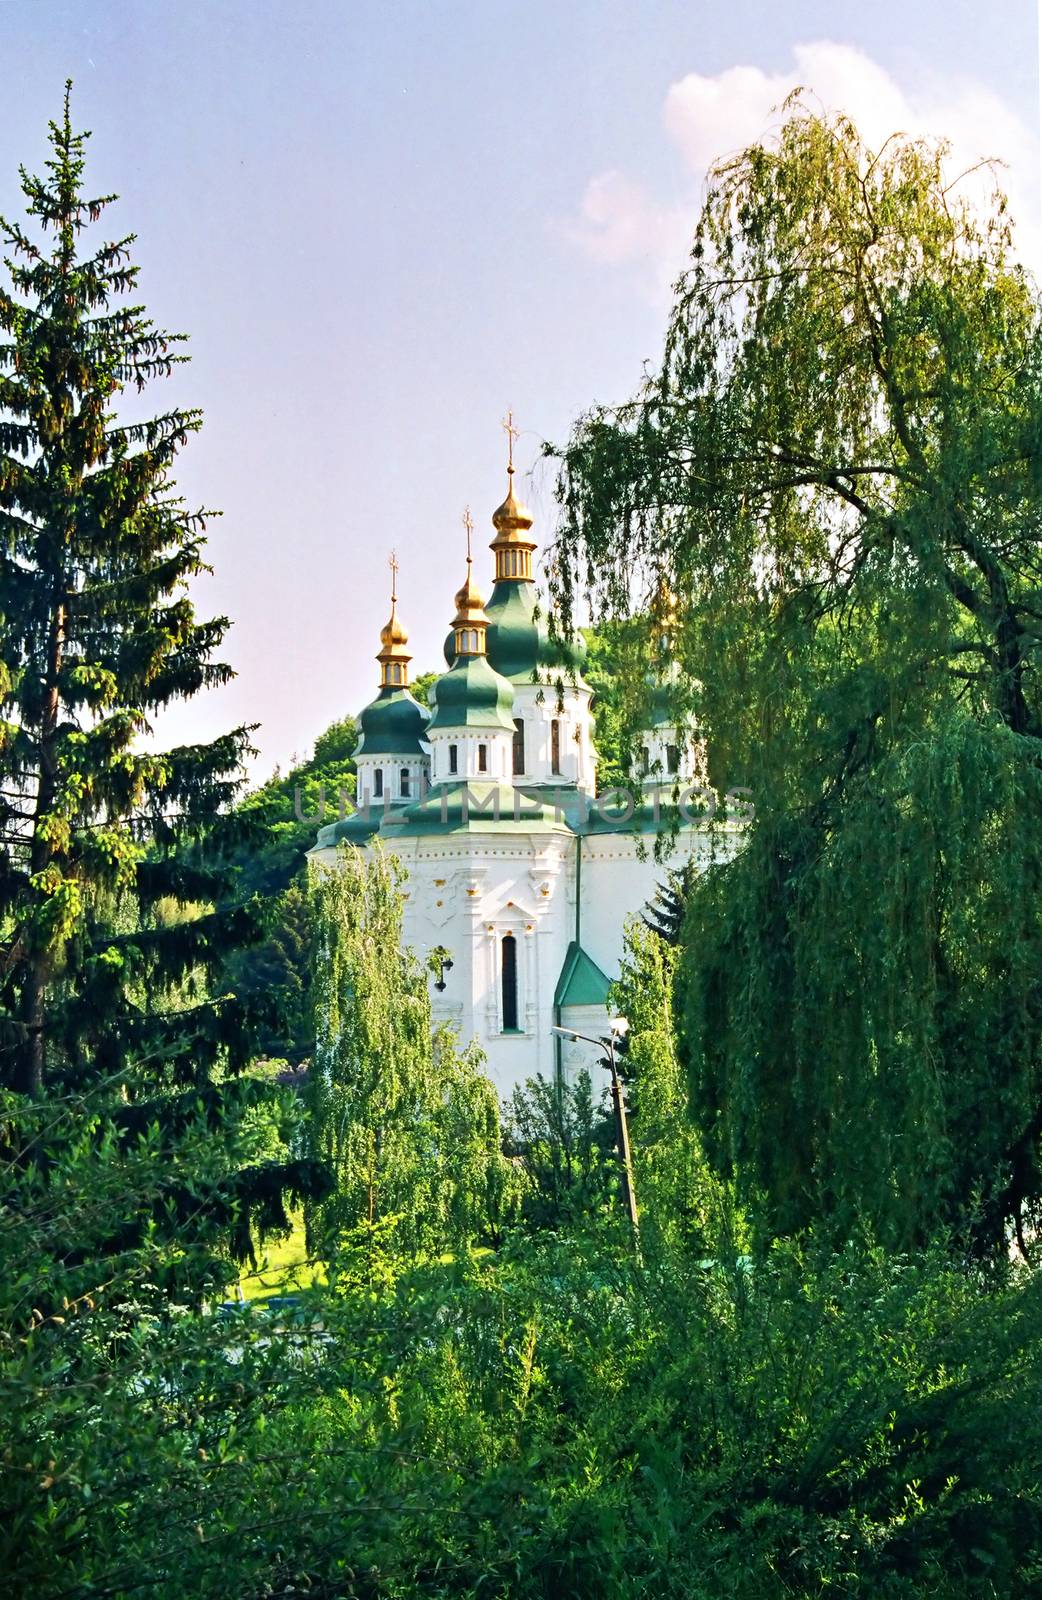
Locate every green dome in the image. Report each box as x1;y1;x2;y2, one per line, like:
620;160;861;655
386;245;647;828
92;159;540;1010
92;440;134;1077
649;678;675;729
356;686;430;757
427;655;515;732
485;581;586;684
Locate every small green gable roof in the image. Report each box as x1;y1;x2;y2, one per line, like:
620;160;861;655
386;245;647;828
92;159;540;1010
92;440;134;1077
554;941;612;1009
356;686;430;757
427;655;515;733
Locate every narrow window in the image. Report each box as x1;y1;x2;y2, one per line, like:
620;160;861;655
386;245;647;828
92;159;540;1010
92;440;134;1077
400;767;410;798
478;743;488;773
666;744;680;775
501;934;518;1031
551;718;562;774
448;744;458;775
512;718;525;775
641;745;650;776
373;768;384;798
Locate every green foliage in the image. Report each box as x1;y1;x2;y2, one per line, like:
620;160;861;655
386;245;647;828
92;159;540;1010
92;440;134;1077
220;716;359;1060
412;668;440;709
580;623;647;792
307;847;511;1274
9;1175;1042;1597
611;914;736;1254
551;104;1042;1254
0;1080;330;1597
504;1069;614;1227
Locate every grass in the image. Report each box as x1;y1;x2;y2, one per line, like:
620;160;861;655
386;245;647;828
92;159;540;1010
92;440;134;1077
238;1210;325;1301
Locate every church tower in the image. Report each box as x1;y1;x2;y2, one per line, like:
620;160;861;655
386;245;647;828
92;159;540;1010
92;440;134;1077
426;511;516;784
639;580;706;789
310;417;741;1099
353;557;431;809
484;412;596;792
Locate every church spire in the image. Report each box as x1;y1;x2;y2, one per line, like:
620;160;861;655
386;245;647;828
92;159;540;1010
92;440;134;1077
452;507;491;657
377;550;411;687
490;408;537;582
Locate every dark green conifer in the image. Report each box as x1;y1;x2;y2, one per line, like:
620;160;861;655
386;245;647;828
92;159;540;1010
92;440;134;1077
0;88;260;1099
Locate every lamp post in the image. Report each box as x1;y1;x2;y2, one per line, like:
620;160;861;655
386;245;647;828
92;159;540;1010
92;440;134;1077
429;946;454;992
551;1018;639;1239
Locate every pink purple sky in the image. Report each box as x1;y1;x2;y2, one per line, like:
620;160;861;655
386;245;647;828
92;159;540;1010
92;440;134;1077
3;2;1040;779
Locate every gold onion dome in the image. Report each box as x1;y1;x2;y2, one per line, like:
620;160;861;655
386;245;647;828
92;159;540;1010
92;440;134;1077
379;607;408;650
450;509;490;655
376;553;411;685
453;566;486;625
651;576;678;635
491;410;536;581
491;468;535;540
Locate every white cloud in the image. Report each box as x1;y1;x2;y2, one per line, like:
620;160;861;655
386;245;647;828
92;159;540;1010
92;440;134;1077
569;41;1039;283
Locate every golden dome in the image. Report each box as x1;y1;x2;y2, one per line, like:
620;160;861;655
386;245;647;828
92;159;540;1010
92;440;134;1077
490;468;537;583
379;605;408;649
377;553;411;686
453;557;488;626
651;576;679;633
490;411;537;582
491;467;535;540
450;508;490;655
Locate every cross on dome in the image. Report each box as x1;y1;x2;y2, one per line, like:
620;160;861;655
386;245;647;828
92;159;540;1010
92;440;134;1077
492;409;535;579
501;408;520;474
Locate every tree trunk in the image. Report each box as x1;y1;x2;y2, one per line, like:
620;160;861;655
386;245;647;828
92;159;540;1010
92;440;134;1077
15;595;66;1096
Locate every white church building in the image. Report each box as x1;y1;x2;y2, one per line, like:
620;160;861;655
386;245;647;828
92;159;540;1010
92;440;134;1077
310;431;740;1098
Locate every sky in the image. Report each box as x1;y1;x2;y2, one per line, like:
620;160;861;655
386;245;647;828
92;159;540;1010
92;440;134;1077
2;1;1039;780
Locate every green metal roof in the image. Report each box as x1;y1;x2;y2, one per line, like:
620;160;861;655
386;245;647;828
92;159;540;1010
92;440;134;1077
554;941;612;1009
426;655;515;732
386;780;573;837
355;686;430;757
313;804;399;850
485;580;587;685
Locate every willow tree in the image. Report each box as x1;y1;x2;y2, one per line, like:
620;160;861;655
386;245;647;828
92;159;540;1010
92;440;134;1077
308;847;508;1274
551;103;1042;1251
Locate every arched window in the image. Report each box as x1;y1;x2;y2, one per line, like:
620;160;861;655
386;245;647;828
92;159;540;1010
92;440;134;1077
512;718;525;775
666;743;680;775
550;718;562;775
373;768;384;798
448;744;458;775
641;745;650;776
501;933;518;1032
478;743;488;773
400;767;410;798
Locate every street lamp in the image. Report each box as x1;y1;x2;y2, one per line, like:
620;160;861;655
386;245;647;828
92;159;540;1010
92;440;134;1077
429;946;454;993
551;1017;639;1239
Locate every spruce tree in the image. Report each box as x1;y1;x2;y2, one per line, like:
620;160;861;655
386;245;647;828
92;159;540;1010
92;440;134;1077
0;89;263;1100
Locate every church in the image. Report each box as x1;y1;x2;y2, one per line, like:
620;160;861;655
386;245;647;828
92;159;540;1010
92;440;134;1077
310;423;740;1097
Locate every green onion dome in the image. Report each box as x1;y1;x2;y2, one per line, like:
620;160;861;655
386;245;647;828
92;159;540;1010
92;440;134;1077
355;685;430;757
648;676;675;729
485;580;587;684
426;655;515;732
